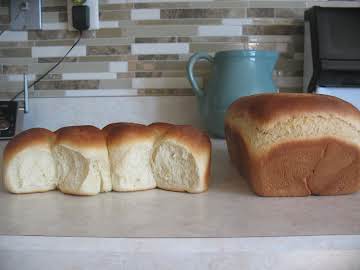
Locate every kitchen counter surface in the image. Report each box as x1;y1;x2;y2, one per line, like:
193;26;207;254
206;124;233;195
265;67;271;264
1;139;360;269
0;139;359;238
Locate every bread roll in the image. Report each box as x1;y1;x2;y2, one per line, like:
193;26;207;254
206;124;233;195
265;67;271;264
2;128;57;194
225;93;360;196
106;123;156;191
54;125;111;196
151;125;211;193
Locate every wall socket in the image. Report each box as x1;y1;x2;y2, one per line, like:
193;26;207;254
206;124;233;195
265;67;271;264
67;0;99;31
10;0;42;30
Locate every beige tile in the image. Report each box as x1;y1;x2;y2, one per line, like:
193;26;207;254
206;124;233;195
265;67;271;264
275;8;305;19
100;10;130;21
135;37;176;43
160;8;245;19
0;48;31;58
0;41;35;48
190;43;246;52
137;88;193;96
137;55;179;60
247;8;274;18
0;57;37;64
250;1;306;8
124;25;197;37
38;57;78;63
30;62;109;74
99;79;132;89
82;37;134;46
100;3;134;10
87;45;130;56
2;65;28;74
78;55;137;62
29;30;95;40
135;19;222;25
34;80;99;90
96;28;123;38
243;25;303;35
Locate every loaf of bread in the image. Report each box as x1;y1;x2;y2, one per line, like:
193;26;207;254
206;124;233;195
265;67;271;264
106;123;157;192
54;125;111;196
225;93;360;197
2;128;57;194
151;125;211;193
2;122;211;195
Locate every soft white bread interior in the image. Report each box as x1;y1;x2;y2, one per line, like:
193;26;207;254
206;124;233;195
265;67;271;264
2;128;58;194
106;123;156;191
54;125;111;196
151;125;211;193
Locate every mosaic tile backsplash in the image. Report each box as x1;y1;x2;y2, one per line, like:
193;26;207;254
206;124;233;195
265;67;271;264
0;0;357;98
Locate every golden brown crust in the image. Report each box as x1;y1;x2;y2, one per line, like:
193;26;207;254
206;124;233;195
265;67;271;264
226;119;360;196
3;128;55;167
102;122;144;138
55;125;106;149
148;122;174;137
227;93;360;126
106;123;155;147
161;125;211;155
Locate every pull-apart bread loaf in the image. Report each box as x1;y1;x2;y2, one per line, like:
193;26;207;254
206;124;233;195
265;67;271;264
3;128;57;194
106;123;157;192
225;93;360;197
151;125;211;193
54;125;111;195
3;122;211;195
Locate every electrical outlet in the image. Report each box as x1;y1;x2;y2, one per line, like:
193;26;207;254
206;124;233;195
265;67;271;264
67;0;99;31
10;0;42;30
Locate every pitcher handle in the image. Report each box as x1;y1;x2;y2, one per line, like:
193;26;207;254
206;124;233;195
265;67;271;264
186;52;214;97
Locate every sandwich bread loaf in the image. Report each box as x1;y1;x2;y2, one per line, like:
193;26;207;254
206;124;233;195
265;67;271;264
225;93;360;196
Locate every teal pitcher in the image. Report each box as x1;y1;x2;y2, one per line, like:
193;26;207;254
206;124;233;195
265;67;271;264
186;50;279;138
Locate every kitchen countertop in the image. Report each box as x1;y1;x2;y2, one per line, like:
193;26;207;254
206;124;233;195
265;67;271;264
0;139;359;238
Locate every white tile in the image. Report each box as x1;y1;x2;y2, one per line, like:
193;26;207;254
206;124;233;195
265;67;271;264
62;73;117;80
132;77;196;89
0;31;28;42
100;21;119;28
198;25;243;36
131;9;160;20
31;46;87;58
109;62;128;72
222;19;252;25
131;43;189;55
42;23;67;30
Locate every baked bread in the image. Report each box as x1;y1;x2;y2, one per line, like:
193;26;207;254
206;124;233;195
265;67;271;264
54;125;111;195
102;122;144;138
106;123;157;191
151;125;211;193
2;128;57;194
225;93;360;196
148;122;174;137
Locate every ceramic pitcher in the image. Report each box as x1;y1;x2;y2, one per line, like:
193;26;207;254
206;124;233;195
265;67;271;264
186;50;279;138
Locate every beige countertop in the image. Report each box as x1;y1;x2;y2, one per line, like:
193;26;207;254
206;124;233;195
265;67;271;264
0;139;359;238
